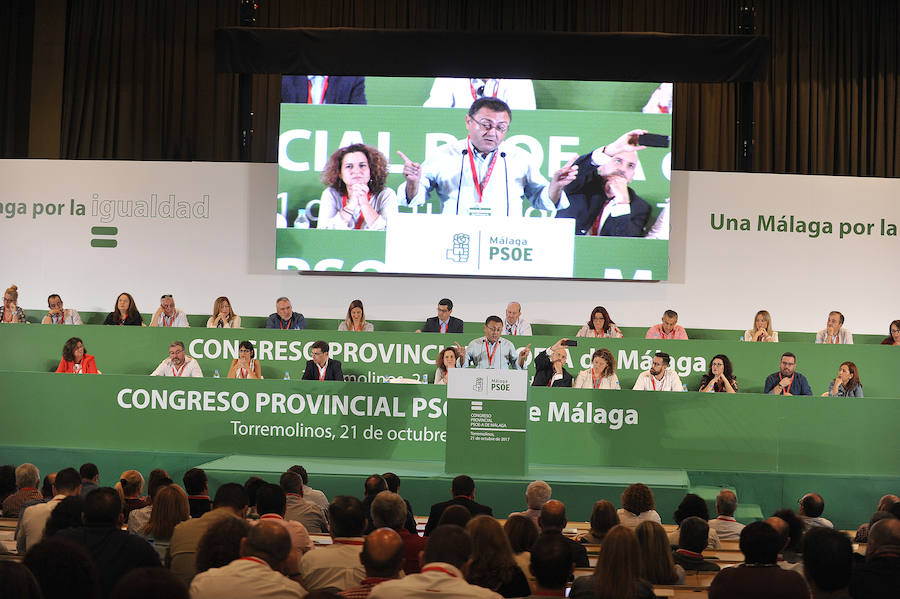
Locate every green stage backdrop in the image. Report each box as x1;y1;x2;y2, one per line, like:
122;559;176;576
1;325;897;395
1;372;897;477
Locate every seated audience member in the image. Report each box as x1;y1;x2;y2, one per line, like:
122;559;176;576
698;354;738;393
340;527;405;598
55;337;100;374
822;361;863;397
206;296;241;328
290;465;330;512
381;472;417;535
531;339;573;387
300;496;367;591
460;316;529;370
111;567;189;599
672;517;720;572
362;475;388;534
434;346;461;385
0;464;16;506
708;521;808;599
770;511;806;568
227;340;262;379
245;475;266;519
745;309;779;342
668;493;722;549
645;309;688;340
880;319;900;345
849;518;900;598
855;495;899;543
574;348;620;390
538;500;589;568
126;469;171;533
195;517;251;574
17;467;82;553
183;468;211;518
2;463;42;517
709;489;745;541
57;487;161;596
418;298;464;333
503;301;532;336
424;474;493;536
103;292;144;326
580;500;619;544
137;484;190;563
816;310;853;344
617;483;661;529
764;352;812;395
509;480;552;525
528;532;575;598
635;521;685;585
149;294;189;327
1;284;27;323
79;463;99;498
803;527;853;599
504;514;539;577
799;493;834;530
370;491;424;574
570;525;655;599
368;524;503;599
318;143;397;231
632;352;683;392
168;482;248;583
23;536;99;599
41;473;56;500
576;306;623;338
302;340;344;381
190;520;303;599
281;471;329;534
0;560;43;599
466;515;531;598
42;293;82;325
150;340;203;377
116;470;149;522
266;296;307;330
339;299;374;332
438;504;472;528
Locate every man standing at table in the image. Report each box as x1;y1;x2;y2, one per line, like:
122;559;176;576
457;316;529;370
398;97;577;218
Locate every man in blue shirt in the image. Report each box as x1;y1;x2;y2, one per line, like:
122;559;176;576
764;352;812;395
265;297;306;330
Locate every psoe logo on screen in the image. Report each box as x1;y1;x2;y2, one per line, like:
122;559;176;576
487;236;533;262
446;233;471;263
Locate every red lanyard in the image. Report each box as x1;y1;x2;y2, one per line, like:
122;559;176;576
52;313;62;324
651;376;659;391
334;539;364;546
162;314;174;327
279;319;291;329
592;372;604;389
506;323;517;336
422;566;458;577
172;362;187;377
239;556;267;566
466;138;498;203
484;340;498;366
308;76;329;104
352;322;362;331
318;363;327;381
659;326;673;339
2;309;13;323
341;194;368;230
238;367;248;379
780;373;795;393
469;79;499;100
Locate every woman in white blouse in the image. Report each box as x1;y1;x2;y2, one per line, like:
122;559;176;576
227;341;262;379
574;348;620;390
576;306;623;338
338;299;374;332
744;309;778;342
207;296;241;328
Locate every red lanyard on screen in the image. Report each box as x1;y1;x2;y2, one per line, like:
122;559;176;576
466;138;498;203
440;320;448;333
469;79;499;100
484;340;498;366
318;364;327;381
592;372;604;389
308;76;329;104
172;362;187;377
341;194;368;230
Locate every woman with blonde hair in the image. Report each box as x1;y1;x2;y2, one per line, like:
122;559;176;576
338;299;373;331
574;348;620;390
115;470;148;520
635;521;685;584
466;515;531;598
571;525;655;599
744;309;778;342
207;296;241;328
1;285;26;323
138;484;190;562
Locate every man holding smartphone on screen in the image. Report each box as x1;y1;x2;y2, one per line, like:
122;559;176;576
556;129;656;237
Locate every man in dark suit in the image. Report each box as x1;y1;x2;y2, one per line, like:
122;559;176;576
423;475;492;536
281;75;367;104
556;129;652;237
418;298;464;334
537;500;589;568
532;339;574;387
301;340;344;381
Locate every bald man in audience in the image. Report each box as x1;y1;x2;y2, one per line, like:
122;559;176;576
765;516;803;575
849;517;900;598
503;302;532;336
190;520;305;599
340;528;405;598
370;491;425;575
708;489;745;541
799;492;834;530
537;499;589;568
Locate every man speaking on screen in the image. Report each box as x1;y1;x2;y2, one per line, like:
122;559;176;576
555;129;653;236
397;97;577;218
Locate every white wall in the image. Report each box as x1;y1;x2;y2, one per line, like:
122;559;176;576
0;159;896;334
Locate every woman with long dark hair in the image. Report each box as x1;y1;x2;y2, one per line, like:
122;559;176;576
571;525;654;599
55;337;100;374
698;354;737;393
103;292;143;326
576;306;623;338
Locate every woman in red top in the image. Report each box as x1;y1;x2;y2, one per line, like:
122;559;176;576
55;337;100;374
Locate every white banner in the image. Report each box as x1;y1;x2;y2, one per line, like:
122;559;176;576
447;369;528;401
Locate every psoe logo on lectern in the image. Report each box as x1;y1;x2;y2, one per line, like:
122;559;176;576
472;376;484;392
446;233;471;263
489;378;511;392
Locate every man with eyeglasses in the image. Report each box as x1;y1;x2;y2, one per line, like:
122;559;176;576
149;294;189;327
398;97;577;218
763;352;812;396
302;340;344;381
455;315;529;370
556;129;653;237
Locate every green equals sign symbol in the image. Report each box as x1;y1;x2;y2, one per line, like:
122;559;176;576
90;226;118;248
